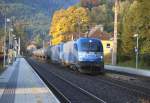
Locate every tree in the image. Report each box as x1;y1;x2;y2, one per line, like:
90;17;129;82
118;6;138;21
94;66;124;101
80;0;114;33
117;0;132;61
34;35;42;47
81;0;100;10
122;0;150;55
0;28;4;38
90;4;113;32
50;6;90;45
13;23;28;53
120;0;150;66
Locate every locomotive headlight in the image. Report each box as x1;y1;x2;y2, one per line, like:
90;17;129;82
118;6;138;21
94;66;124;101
78;57;83;61
78;52;86;57
78;52;86;61
100;55;103;59
96;53;103;60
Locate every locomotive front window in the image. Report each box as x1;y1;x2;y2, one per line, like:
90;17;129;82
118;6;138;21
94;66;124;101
78;41;103;52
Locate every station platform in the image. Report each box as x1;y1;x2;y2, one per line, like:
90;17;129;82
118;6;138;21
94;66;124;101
0;58;60;103
105;65;150;77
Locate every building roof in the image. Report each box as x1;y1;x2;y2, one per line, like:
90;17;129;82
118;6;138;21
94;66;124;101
88;25;113;40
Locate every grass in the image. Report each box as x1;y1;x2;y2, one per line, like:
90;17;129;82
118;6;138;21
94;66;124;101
117;60;150;70
105;60;150;70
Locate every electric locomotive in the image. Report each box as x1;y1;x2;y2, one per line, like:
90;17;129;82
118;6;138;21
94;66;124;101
61;37;104;73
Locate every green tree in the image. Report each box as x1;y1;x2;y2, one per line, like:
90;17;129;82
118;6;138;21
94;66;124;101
13;24;28;53
117;0;132;60
121;0;150;66
122;0;150;54
0;28;4;38
34;35;42;47
90;4;113;32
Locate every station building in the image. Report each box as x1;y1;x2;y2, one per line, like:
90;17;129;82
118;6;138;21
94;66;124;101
88;25;113;63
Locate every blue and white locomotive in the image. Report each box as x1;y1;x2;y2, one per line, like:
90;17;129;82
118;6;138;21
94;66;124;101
61;37;104;73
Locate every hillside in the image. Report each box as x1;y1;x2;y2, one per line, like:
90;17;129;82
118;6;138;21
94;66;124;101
0;0;79;38
0;0;79;13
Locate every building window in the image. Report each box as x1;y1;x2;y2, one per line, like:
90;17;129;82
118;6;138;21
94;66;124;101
106;43;110;48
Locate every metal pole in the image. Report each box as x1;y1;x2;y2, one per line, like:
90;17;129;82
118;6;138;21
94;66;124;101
112;0;119;65
9;28;13;49
9;28;11;49
3;17;7;68
136;35;139;69
18;37;20;56
43;40;45;49
43;32;45;49
3;37;6;68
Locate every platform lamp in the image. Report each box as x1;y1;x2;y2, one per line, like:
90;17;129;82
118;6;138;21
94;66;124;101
9;28;13;49
3;18;10;68
133;34;139;69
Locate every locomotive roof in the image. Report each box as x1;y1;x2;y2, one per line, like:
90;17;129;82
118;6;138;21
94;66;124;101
76;37;101;42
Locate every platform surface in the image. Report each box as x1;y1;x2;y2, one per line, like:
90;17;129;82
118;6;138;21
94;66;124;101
105;65;150;77
0;58;60;103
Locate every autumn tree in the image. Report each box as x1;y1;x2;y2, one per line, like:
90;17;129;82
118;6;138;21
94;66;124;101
50;6;90;45
122;0;150;65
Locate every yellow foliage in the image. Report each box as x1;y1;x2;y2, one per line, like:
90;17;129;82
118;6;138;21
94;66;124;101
49;6;90;44
51;35;65;45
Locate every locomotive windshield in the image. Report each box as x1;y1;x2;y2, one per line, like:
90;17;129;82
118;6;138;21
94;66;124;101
78;40;103;52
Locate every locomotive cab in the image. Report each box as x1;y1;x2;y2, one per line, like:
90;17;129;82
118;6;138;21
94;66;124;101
75;38;104;73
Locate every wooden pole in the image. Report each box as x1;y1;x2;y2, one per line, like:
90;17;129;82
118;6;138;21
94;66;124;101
112;0;119;65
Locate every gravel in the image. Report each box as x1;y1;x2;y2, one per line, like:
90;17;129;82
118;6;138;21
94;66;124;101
30;58;150;103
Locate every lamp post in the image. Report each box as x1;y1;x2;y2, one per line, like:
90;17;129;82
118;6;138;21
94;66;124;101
3;18;10;68
9;28;13;49
133;34;139;69
42;32;45;49
18;37;20;56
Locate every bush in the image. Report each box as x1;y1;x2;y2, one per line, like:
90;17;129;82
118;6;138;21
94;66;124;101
117;54;132;63
140;54;150;66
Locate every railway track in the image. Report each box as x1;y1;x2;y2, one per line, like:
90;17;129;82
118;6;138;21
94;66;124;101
27;58;106;103
27;58;150;103
95;75;150;97
47;62;150;102
43;59;150;97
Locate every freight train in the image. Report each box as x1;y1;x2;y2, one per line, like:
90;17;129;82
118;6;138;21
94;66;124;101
32;37;104;74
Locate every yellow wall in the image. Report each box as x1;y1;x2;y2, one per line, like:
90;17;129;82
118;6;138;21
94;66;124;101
101;40;113;56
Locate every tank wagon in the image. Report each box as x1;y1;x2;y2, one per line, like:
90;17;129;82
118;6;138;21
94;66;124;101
49;45;60;63
32;48;47;58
